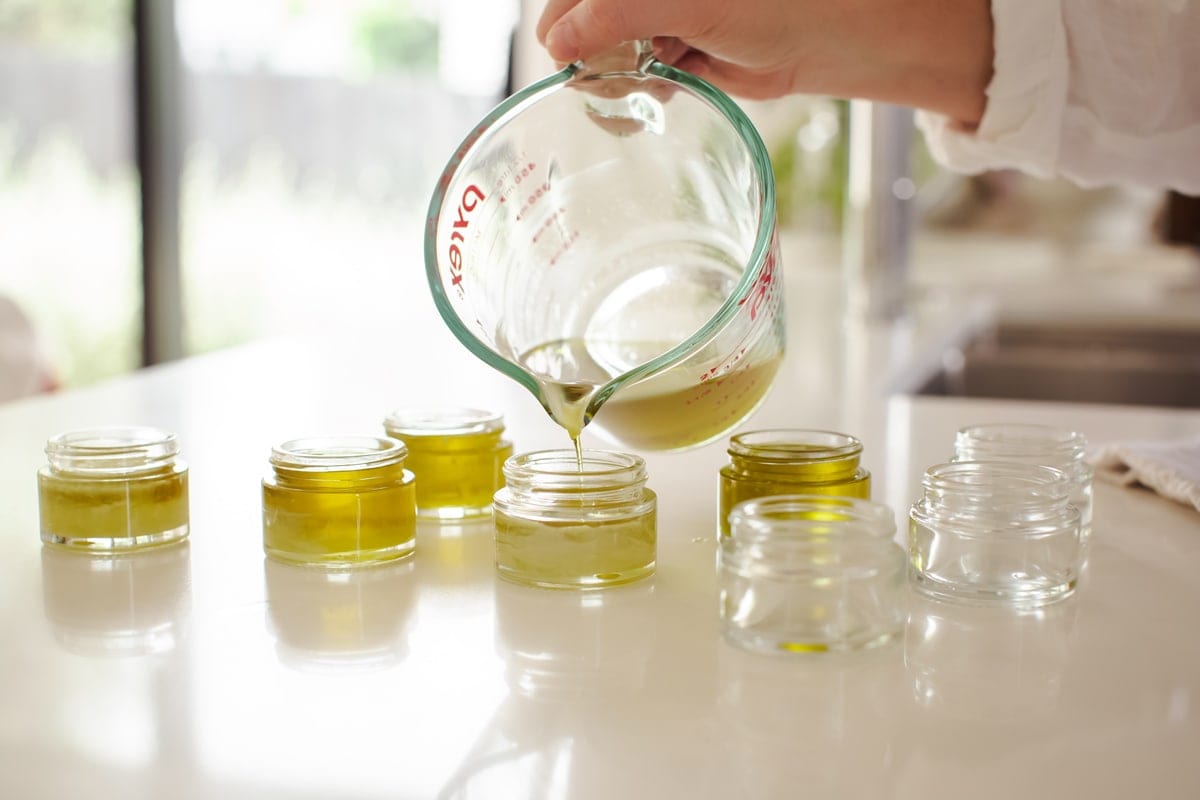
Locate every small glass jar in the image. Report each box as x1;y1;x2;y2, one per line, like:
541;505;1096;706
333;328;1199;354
719;496;905;654
954;423;1094;544
909;461;1083;608
719;429;871;537
493;449;656;589
262;436;416;567
38;426;190;551
383;407;513;520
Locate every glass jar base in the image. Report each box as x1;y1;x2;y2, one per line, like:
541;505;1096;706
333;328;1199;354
265;541;415;570
496;562;655;590
41;523;190;553
722;627;898;655
910;569;1076;609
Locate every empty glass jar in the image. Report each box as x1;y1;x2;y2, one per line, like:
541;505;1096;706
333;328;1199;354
909;461;1083;608
38;426;190;551
719;430;871;537
719;496;905;654
493;449;656;589
954;423;1093;544
262;436;417;567
383;407;513;520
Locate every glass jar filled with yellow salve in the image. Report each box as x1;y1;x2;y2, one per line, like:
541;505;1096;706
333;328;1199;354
493;449;656;589
718;429;871;537
38;426;190;551
262;436;416;567
383;407;513;520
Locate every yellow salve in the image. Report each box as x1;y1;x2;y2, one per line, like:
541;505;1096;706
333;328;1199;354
38;427;190;551
383;408;512;520
718;430;871;538
494;500;657;589
492;450;656;589
262;437;416;567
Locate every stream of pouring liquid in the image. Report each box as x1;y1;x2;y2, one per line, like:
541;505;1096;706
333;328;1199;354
520;338;622;470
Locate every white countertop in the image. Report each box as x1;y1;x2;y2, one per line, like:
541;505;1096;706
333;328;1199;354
1;247;1199;799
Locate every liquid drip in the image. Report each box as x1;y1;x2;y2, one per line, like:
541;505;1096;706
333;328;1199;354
520;337;624;444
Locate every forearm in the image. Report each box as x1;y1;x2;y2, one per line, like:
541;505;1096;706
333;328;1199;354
920;0;1200;192
798;0;993;127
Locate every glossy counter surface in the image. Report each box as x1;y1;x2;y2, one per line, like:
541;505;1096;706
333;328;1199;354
1;267;1199;799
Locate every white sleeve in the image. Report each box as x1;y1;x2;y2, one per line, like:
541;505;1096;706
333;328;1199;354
916;0;1200;193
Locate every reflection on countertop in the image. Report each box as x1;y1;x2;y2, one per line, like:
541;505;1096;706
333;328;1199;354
41;542;192;657
716;634;906;798
905;592;1079;720
436;579;657;799
264;557;417;673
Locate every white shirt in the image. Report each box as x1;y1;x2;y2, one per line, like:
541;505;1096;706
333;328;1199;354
917;0;1200;193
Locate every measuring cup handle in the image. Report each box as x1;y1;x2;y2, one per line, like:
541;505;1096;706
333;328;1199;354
572;39;656;79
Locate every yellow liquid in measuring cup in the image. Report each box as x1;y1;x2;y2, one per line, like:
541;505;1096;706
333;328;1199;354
593;356;783;451
520;338;782;452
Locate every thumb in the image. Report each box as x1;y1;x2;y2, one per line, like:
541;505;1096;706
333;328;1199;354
543;0;683;63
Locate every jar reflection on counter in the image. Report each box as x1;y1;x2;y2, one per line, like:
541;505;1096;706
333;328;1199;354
262;436;416;567
719;496;905;654
38;426;190;551
493;450;656;590
264;558;416;672
719;430;871;537
41;542;191;656
383;407;513;520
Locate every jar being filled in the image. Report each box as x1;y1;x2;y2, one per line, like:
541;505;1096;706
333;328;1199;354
720;496;905;654
383;407;513;520
38;426;190;551
718;429;871;537
493;450;656;589
262;436;416;567
954;423;1094;544
909;461;1083;608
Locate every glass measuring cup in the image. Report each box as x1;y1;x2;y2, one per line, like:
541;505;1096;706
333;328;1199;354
425;41;784;451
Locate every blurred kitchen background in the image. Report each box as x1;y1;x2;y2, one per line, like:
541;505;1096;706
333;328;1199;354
1;0;1197;398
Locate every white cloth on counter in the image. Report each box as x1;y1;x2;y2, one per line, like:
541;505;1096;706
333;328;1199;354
1090;437;1200;513
916;0;1200;193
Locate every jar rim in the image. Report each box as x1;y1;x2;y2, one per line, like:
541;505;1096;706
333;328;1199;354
923;460;1071;502
956;423;1086;458
728;429;862;462
727;495;896;542
45;426;180;474
503;449;646;489
46;426;178;455
383;407;504;437
270;436;407;471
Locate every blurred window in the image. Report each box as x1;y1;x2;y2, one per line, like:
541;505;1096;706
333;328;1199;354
0;0;140;387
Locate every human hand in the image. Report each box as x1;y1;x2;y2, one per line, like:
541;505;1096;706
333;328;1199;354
536;0;993;126
537;0;813;100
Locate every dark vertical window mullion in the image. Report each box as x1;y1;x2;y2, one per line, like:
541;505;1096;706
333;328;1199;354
133;0;184;366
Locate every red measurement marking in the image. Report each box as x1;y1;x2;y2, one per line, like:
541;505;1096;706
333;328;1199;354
736;238;779;322
514;182;552;223
496;161;537;205
532;208;566;244
548;230;580;267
